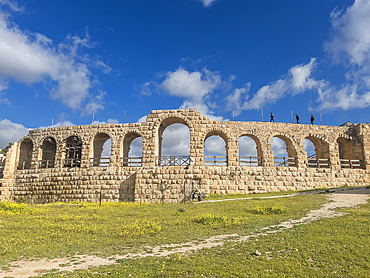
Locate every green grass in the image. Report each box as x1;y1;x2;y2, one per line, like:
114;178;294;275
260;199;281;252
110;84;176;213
38;201;370;278
0;193;324;266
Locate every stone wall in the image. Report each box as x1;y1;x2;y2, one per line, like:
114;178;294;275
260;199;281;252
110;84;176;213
1;109;369;203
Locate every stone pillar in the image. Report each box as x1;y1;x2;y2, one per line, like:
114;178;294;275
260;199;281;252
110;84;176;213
227;138;239;167
262;147;275;167
54;141;64;168
329;143;341;171
296;145;307;168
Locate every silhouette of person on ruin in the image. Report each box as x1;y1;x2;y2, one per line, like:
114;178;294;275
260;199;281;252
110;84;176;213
270;112;275;122
295;114;299;124
310;115;315;125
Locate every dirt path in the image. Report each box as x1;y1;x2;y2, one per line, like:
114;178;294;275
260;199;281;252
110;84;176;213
1;187;368;278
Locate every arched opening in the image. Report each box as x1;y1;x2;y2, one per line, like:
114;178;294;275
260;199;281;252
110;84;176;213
40;137;56;168
157;117;191;166
122;132;143;167
303;137;330;168
92;133;111;167
337;137;363;169
18;138;33;170
271;135;297;167
239;135;263;166
64;136;82;168
204;131;228;166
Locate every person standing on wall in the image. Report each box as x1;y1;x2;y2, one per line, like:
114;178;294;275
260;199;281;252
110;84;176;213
295;114;299;124
310;115;315;125
270;112;275;122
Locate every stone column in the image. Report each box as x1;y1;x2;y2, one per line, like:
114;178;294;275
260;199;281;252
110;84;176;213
329;143;341;171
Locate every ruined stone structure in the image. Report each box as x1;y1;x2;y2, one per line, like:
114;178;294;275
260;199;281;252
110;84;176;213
0;109;369;203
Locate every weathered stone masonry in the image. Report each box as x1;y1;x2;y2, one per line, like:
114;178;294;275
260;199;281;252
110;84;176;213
0;109;369;203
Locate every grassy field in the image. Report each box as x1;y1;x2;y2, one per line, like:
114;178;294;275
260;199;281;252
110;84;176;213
0;190;368;277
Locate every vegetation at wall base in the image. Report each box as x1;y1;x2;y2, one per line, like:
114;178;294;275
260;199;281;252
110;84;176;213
0;190;368;277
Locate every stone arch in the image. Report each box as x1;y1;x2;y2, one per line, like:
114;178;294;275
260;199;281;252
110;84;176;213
203;129;230;166
337;135;363;168
91;133;112;167
121;131;143;167
17;137;33;170
302;135;330;168
239;134;263;166
64;135;82;168
270;134;297;167
155;116;194;158
40;137;57;168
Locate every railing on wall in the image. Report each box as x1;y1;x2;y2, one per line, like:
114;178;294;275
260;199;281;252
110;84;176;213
307;158;330;168
239;156;264;167
121;157;142;167
204;156;227;166
17;161;32;170
340;159;362;169
39;160;55;169
63;159;81;168
156;156;190;166
274;157;297;167
90;157;110;167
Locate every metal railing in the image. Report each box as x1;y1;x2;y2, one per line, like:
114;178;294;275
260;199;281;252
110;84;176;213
204;156;227;166
63;159;81;168
90;157;110;167
17;161;31;170
307;158;330;168
156;156;190;166
340;159;362;169
239;156;264;166
39;160;55;169
274;157;297;167
121;157;142;167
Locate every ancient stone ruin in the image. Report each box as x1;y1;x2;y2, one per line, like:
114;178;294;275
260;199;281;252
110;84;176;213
0;109;369;203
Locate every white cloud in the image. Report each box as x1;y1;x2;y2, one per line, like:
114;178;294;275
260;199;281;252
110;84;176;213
161;67;221;102
226;59;324;112
319;0;370;111
161;124;190;156
326;0;370;66
239;136;257;156
37;120;74;130
225;83;250;116
0;119;28;148
0;0;23;12
0;7;108;112
204;135;226;156
317;85;370;110
271;137;287;157
198;0;217;8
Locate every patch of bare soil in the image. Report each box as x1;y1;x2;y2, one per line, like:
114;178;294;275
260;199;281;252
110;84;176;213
0;187;368;278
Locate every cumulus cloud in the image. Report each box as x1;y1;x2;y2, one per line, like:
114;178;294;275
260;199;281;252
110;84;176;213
160;67;224;120
320;0;370;110
161;124;190;156
0;119;28;148
161;67;221;102
326;0;370;66
0;6;109;113
198;0;217;8
271;137;288;157
204;136;226;156
317;85;370;110
226;58;325;112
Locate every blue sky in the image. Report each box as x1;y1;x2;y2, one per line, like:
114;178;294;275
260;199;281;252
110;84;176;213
0;0;369;152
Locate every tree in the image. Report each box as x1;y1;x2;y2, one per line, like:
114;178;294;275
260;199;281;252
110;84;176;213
0;143;13;156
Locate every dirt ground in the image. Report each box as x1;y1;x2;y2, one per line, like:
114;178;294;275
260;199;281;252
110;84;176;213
1;187;369;278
